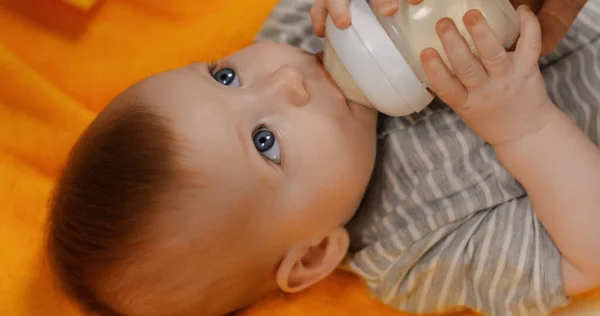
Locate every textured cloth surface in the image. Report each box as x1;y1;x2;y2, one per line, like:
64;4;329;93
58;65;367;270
0;0;278;314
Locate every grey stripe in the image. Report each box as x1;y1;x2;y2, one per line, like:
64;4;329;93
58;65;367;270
487;200;517;315
504;201;533;312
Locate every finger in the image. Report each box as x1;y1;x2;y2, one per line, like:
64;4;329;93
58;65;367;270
514;5;543;71
326;0;351;29
370;0;398;15
463;10;513;76
310;0;328;37
436;18;488;88
536;0;585;55
420;48;469;108
407;0;423;4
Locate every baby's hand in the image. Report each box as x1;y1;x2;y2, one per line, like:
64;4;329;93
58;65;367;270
421;5;554;145
311;0;423;37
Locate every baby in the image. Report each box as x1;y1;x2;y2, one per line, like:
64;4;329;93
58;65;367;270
47;1;600;316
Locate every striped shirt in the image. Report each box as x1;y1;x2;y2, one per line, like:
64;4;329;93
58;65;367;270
345;1;600;315
255;0;600;314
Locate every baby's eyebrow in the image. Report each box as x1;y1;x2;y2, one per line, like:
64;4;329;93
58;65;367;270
187;62;211;77
185;63;226;90
235;120;254;165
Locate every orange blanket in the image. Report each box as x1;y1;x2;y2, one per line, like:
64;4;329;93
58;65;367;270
0;0;597;315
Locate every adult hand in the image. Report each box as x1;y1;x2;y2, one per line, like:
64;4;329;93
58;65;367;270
510;0;587;55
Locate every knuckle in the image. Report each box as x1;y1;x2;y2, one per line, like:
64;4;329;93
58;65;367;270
455;62;478;79
482;51;508;67
525;66;538;78
520;63;540;78
472;28;488;42
530;36;542;51
436;89;453;99
436;87;460;103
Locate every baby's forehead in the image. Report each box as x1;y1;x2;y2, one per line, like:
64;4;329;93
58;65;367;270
121;66;208;108
109;65;274;200
112;70;257;183
109;66;231;135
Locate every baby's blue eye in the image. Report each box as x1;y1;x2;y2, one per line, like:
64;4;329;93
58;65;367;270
213;68;241;88
253;128;280;164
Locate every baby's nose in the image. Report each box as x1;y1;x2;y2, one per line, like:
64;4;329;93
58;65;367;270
266;65;310;106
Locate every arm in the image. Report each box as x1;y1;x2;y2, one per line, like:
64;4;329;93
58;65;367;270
420;5;600;295
494;106;600;294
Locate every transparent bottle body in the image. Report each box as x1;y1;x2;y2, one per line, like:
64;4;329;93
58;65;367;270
372;0;521;83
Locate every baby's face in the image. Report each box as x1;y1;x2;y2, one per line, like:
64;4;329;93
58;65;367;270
111;42;377;308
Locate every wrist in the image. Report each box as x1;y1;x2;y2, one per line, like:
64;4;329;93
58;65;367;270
493;103;570;157
489;99;562;146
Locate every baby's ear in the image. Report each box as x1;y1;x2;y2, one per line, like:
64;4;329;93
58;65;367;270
275;227;349;293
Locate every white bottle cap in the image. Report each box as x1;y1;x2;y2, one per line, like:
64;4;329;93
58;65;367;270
325;0;434;116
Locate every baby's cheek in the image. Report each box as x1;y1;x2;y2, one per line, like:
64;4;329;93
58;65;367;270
287;114;371;194
282;161;365;230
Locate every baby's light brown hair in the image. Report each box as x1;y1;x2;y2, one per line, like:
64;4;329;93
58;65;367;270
47;104;178;315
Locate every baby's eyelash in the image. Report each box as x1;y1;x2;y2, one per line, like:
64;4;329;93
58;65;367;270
207;61;218;74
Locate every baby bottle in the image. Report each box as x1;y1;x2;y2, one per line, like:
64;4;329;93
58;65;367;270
323;0;521;116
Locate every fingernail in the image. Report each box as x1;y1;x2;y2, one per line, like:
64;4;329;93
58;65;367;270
420;48;439;62
382;1;398;15
334;14;351;28
436;18;453;33
463;10;480;26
